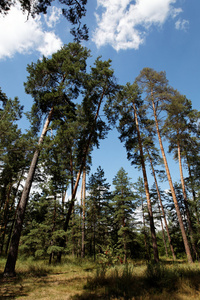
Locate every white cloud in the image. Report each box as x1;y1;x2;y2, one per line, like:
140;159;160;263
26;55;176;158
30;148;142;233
37;32;63;57
175;18;189;31
171;7;183;18
93;0;183;51
0;5;63;60
44;6;62;28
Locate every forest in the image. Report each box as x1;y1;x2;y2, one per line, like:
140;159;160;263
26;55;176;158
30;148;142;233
0;1;200;299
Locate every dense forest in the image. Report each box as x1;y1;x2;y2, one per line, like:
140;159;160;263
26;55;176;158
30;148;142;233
0;40;199;279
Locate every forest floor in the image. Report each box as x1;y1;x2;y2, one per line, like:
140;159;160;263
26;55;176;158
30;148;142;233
0;256;200;299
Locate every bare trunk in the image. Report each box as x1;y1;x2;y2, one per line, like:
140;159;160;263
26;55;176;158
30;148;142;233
158;203;168;257
93;223;96;261
4;107;54;276
177;137;199;260
186;155;200;226
81;167;86;258
61;191;66;216
123;220;127;264
151;99;193;263
70;155;75;257
0;183;12;254
71;209;75;257
141;197;150;261
146;147;176;260
49;195;57;265
133;102;159;263
3;170;25;255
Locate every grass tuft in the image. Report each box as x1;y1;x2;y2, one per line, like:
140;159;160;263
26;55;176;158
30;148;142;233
1;257;200;299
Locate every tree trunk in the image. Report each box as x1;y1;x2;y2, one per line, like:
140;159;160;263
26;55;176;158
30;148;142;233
3;170;24;256
63;89;105;232
186;155;200;226
158;203;168;257
177;137;199;260
93;223;96;262
0;183;12;254
49;195;57;265
141;197;151;261
71;209;75;257
81;167;86;258
151;99;193;263
123;223;127;263
146;147;176;260
133;102;159;263
4;107;54;276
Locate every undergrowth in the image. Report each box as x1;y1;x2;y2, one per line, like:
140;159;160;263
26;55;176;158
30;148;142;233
84;260;200;299
0;256;200;299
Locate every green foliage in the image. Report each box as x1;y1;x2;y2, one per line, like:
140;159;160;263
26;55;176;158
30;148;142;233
47;246;64;255
97;245;124;271
25;43;90;133
1;52;200;273
85;166;112;259
112;168;136;261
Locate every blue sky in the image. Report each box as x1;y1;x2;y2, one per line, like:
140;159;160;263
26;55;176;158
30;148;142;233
0;0;199;190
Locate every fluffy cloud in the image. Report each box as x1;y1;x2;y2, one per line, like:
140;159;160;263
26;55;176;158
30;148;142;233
93;0;185;51
0;5;63;60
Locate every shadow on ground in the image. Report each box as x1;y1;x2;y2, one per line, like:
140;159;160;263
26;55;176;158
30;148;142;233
71;262;200;300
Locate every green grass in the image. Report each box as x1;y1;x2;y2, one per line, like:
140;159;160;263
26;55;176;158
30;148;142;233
0;257;200;299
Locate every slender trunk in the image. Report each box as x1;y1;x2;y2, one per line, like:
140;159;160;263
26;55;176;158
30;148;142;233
70;152;74;199
70;154;75;257
0;183;12;254
158;203;168;257
141;197;150;261
146;147;176;260
186;155;200;226
61;190;66;217
4;170;24;255
49;195;57;265
177;137;199;260
63;89;106;232
133;102;159;263
81;167;86;258
5;199;21;256
151;99;193;263
123;221;127;264
4;107;54;276
121;189;127;264
71;209;75;257
93;222;96;262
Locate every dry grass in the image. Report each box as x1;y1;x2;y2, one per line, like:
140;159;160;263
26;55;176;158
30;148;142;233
0;256;95;299
0;257;200;299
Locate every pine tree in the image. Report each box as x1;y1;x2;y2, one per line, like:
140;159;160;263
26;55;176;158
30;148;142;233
166;183;189;258
164;91;200;259
85;166;111;260
113;83;159;263
112;168;135;263
143;135;176;260
133;177;151;261
0;92;29;254
136;68;193;263
63;57;119;233
4;43;90;276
